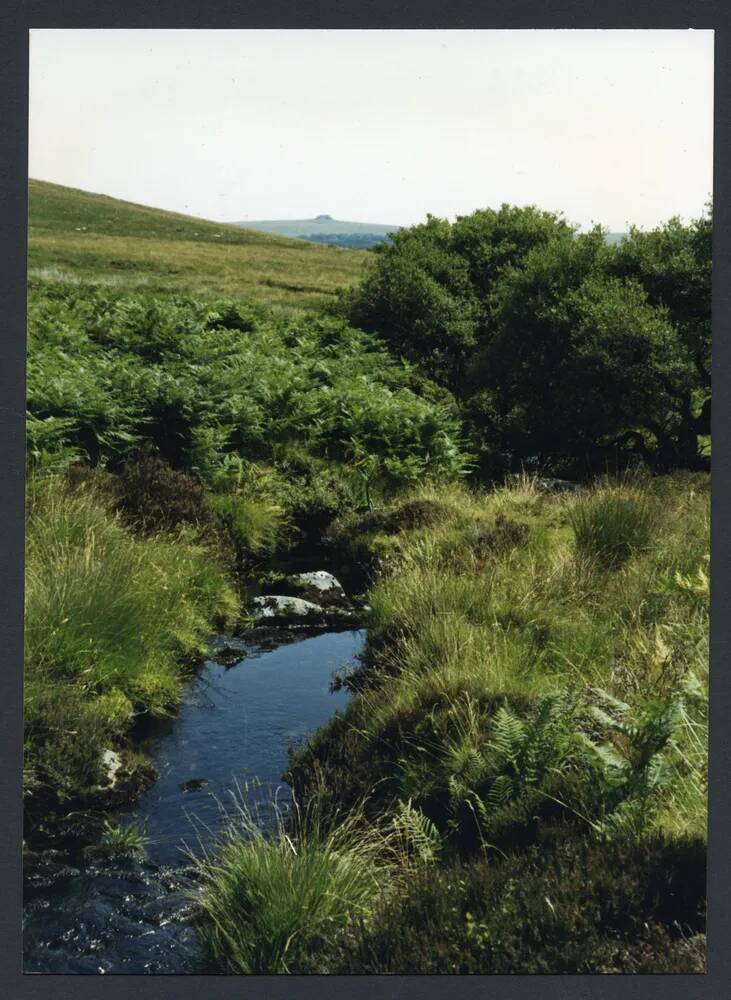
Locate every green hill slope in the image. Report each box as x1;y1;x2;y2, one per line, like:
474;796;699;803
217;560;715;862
28;180;369;311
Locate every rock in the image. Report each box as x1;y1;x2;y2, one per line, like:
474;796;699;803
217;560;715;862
250;595;329;626
249;594;359;628
101;750;122;789
289;571;348;607
180;779;209;793
209;643;246;667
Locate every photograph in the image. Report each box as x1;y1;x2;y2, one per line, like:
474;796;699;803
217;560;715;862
22;27;712;975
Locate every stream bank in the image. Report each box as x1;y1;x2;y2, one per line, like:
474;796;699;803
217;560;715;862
24;620;366;973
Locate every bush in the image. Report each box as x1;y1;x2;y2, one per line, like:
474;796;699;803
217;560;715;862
115;451;221;537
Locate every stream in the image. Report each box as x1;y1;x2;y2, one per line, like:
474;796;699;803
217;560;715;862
23;626;365;974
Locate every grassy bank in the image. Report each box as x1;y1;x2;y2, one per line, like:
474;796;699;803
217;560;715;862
24;477;238;811
29;179;369;311
193;472;708;973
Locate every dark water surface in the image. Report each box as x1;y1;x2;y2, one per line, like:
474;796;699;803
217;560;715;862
23;628;364;974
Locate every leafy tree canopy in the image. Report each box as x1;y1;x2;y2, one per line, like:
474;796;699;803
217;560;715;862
343;204;712;471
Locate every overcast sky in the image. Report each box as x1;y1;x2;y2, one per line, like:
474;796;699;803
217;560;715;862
29;29;713;231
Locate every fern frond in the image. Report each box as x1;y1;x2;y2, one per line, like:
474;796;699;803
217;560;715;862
392;799;442;864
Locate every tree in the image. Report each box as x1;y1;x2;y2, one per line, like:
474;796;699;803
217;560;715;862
343;204;712;470
342;206;575;387
610;207;711;452
468;231;706;468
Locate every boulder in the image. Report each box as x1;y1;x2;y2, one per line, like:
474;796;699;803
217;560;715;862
249;594;358;628
290;570;348;607
250;595;329;626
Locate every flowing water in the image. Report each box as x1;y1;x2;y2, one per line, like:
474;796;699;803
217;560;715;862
23;627;364;974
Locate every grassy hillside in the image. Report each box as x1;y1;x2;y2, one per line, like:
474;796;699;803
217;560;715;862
28;180;369;311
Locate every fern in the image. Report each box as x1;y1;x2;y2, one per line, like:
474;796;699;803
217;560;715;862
392;799;442;863
581;690;684;841
440;693;578;850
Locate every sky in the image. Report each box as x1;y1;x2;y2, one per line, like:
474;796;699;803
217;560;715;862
29;29;714;231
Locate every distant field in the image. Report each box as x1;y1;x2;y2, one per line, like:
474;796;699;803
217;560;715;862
233;213;399;248
28;180;369;311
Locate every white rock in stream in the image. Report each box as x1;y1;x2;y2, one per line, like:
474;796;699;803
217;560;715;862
294;571;345;596
251;595;327;624
287;570;351;608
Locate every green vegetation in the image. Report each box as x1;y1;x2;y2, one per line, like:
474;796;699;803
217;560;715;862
29;180;368;310
341;204;711;471
193;794;406;974
99;818;148;857
28;283;466;490
290;477;707;826
24;182;709;973
329;834;706;973
24;477;238;805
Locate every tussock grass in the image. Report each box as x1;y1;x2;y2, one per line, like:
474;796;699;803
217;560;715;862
99;818;148;856
192;791;407;974
209;493;289;560
24;477;238;800
293;473;709;850
569;484;659;567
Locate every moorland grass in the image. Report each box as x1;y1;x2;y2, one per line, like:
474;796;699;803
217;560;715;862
287;473;709;850
196;473;707;973
28;179;369;311
24;477;238;802
192;792;407;974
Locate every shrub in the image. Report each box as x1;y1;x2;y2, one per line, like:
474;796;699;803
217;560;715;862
115;451;222;537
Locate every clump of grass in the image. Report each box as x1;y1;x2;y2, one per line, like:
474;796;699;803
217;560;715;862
100;818;148;856
192;791;405;974
569;486;658;567
209;493;287;560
